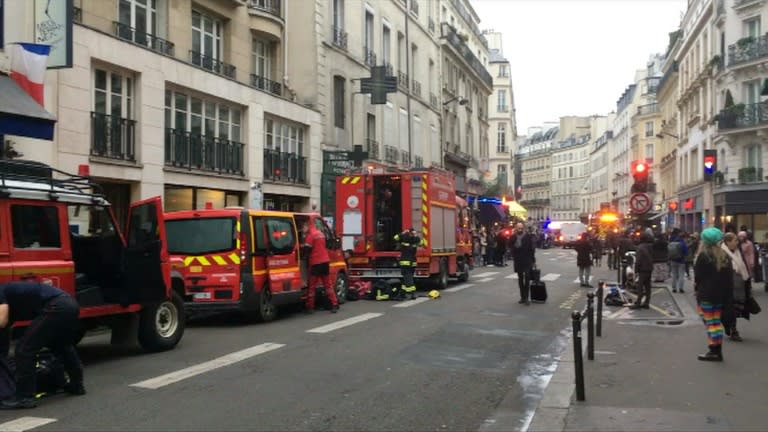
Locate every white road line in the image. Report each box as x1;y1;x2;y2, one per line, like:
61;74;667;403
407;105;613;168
477;277;495;283
444;283;474;293
505;273;518;279
572;276;594;284
472;271;500;278
130;342;285;390
392;297;431;308
306;312;383;334
0;418;57;432
541;273;561;281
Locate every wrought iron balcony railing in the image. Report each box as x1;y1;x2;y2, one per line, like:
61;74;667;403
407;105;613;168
384;62;394;76
412;80;421;98
165;128;245;175
717;102;768;130
189;50;236;78
263;148;307;184
90;112;136;162
366;138;380;160
332;26;348;50
440;23;493;88
364;48;377;67
728;35;768;67
636;103;659;116
114;21;175;56
248;0;281;18
250;74;282;96
398;71;409;92
401;150;411;165
497;105;509;113
738;167;764;184
414;155;423;168
384;145;400;164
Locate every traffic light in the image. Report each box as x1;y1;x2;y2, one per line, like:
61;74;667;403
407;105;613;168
703;149;717;181
631;160;650;193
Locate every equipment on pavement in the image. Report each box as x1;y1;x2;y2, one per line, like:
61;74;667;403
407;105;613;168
428;290;441;299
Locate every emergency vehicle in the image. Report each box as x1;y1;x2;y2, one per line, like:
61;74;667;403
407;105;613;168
164;208;348;321
0;160;184;352
334;168;473;289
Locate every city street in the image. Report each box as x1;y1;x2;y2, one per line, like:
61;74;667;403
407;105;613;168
0;248;616;432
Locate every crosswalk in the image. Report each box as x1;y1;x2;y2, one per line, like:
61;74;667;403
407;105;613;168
504;272;561;281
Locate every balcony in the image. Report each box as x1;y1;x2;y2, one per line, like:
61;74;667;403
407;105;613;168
398;71;409;92
444;145;471;167
263;148;307;184
90;112;136;162
189;51;236;78
250;74;282;96
430;93;438;109
440;23;493;88
332;26;348;50
114;22;175;56
728;35;768;67
248;0;281;18
165;129;245;176
364;48;377;67
717;102;768;130
412;80;421;98
636;103;659;116
497;105;509;113
366;138;380;160
414;155;423;168
401;151;411;165
738;167;764;184
384;145;400;164
428;17;436;34
384;62;394;76
497;146;508;153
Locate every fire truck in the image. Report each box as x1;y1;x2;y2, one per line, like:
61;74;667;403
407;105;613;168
334;168;473;289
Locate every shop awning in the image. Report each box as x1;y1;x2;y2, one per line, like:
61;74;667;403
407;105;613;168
0;75;57;140
506;200;527;216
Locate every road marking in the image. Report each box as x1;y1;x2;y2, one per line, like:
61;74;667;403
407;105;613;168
0;418;57;432
392;297;431;308
130;342;285;389
306;312;383;334
477;277;495;283
472;271;500;278
505;273;518;279
541;273;561;281
572;276;594;284
444;283;474;293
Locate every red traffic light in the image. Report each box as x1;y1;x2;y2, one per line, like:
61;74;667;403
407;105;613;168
635;162;646;173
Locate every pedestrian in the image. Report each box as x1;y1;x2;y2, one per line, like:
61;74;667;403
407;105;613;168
495;228;507;266
606;231;617;270
479;226;487;267
651;231;669;282
668;228;689;293
302;221;340;313
630;231;654;309
591;235;603;267
721;232;751;342
0;281;85;409
486;226;497;267
738;231;756;282
509;222;536;305
685;232;699;279
694;227;732;361
394;227;422;300
574;234;593;287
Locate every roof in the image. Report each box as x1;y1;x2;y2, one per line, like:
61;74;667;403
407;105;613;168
0;74;57;140
489;49;508;63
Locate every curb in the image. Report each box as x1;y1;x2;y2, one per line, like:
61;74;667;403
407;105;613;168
525;330;576;432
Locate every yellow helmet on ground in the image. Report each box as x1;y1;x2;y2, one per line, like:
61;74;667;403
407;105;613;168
428;290;441;299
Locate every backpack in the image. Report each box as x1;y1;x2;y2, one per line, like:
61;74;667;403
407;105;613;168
668;241;683;260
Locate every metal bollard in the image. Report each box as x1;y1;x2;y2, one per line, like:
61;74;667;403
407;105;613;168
586;292;595;361
596;281;604;337
572;311;585;401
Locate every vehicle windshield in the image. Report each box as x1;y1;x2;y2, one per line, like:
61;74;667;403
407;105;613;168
166;217;236;255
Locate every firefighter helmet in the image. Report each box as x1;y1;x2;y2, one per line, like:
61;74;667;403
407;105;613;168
428;290;440;299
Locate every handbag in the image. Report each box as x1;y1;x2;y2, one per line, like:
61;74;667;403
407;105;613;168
529;268;541;282
747;296;762;315
732;273;747;303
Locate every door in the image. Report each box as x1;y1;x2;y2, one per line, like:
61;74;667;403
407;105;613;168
264;215;301;294
124;196;169;304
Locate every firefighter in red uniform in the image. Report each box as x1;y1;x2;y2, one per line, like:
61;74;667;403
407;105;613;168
301;222;339;313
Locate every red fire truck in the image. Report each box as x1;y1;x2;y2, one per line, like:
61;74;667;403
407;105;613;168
334;168;473;289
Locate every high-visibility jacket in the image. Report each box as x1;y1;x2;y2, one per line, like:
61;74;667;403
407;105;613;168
394;231;422;266
305;227;330;265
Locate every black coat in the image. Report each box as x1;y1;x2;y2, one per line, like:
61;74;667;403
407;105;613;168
694;251;734;305
635;242;654;273
510;232;536;272
574;238;593;267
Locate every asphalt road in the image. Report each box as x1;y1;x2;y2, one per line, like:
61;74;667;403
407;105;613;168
0;248;619;432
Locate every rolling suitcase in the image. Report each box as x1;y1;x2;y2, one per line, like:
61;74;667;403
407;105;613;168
530;280;548;303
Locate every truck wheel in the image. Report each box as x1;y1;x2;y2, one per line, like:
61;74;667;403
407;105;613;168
457;259;470;282
255;286;277;322
435;259;449;290
138;291;185;352
335;272;348;304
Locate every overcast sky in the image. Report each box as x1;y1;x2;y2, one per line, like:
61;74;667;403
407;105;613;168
472;0;688;134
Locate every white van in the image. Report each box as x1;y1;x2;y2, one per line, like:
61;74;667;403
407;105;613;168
559;222;588;248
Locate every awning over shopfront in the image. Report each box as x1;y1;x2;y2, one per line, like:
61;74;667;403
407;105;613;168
506;200;527;216
0;75;57;140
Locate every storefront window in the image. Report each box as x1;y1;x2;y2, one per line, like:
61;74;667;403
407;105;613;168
196;189;225;209
164;186;242;211
754;213;768;246
165;188;193;212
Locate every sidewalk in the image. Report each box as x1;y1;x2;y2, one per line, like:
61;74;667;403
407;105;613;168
529;281;768;432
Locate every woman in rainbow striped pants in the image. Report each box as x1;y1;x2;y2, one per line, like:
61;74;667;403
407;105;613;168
693;227;734;362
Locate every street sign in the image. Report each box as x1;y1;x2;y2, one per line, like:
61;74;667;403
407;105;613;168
360;66;397;104
629;193;652;214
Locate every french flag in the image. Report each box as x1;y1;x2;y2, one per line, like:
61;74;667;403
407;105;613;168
8;43;51;106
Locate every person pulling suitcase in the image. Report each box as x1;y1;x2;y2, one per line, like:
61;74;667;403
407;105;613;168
510;222;537;305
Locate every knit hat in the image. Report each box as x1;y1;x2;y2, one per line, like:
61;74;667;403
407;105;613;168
700;227;723;246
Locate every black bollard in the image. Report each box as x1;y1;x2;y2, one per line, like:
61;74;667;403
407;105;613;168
587;292;595;361
572;311;585;401
596;281;604;338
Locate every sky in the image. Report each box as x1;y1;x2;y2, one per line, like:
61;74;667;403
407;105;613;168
472;0;689;134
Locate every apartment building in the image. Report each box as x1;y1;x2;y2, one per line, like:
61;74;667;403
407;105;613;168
584;115;612;214
550;116;592;221
711;0;768;240
657;31;682;228
517;124;558;221
2;0;322;220
482;30;517;194
610;83;638;214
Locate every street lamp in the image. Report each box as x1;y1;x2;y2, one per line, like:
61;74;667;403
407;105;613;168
443;96;468;107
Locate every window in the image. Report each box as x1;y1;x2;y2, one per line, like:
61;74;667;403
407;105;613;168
399;108;408;153
334;75;345;129
744;17;761;38
94;68;133;119
498;64;509;77
364;11;374;54
11;205;61;249
497;90;507;112
333;0;344;29
252;38;274;80
645;143;654;163
118;0;158;44
266;217;296;254
192;10;221;61
497;123;507;152
746;144;761;168
166;217;236;255
497;164;508;183
265;118;305;155
745;80;760;105
644;121;654;137
382;25;391;66
164;89;241;141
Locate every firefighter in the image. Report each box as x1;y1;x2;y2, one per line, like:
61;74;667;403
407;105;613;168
394;228;423;300
301;222;339;313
